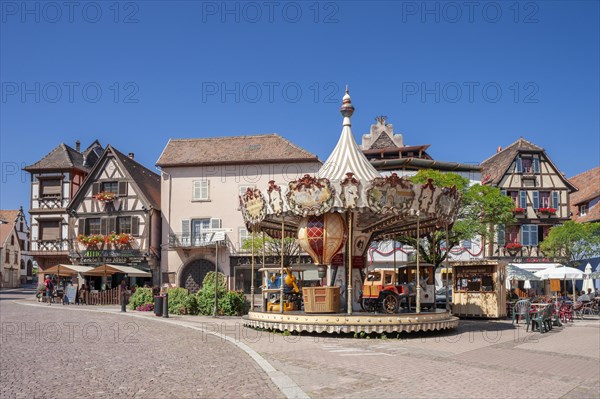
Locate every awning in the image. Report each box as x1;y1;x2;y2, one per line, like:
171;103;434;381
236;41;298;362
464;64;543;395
510;263;563;273
42;264;95;276
86;264;151;278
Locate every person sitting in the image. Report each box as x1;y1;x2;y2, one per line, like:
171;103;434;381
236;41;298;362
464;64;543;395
587;288;595;299
578;291;590;302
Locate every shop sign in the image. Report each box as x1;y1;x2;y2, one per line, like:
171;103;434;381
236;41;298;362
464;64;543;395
78;249;144;264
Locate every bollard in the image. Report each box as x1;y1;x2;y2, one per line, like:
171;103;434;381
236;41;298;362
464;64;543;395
162;292;169;318
120;290;127;313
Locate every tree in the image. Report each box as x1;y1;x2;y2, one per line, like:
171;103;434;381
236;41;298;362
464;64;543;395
540;221;600;266
395;169;515;268
241;232;301;266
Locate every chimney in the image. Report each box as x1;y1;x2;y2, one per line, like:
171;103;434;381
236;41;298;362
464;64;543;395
75;140;81;152
496;146;502;153
128;152;135;159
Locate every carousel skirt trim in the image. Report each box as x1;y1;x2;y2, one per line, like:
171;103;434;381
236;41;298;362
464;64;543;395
242;312;459;334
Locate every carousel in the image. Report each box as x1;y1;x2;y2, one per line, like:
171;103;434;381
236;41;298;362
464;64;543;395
239;88;462;334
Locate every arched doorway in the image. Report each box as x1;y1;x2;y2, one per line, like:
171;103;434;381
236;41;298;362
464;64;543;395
179;258;218;293
27;260;33;277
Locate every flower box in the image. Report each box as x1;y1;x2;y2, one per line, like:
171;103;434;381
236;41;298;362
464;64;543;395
505;242;523;251
538;207;556;215
77;234;105;248
95;192;117;203
513;207;526;216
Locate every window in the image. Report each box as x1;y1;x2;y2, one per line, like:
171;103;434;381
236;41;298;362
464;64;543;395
101;181;118;193
539;225;550;242
539;191;550;208
462;239;472;249
86;218;101;235
5;250;9;263
533;158;540;173
118;216;132;234
519;191;527;209
552;192;559;209
39;220;60;241
507;226;520;244
508;191;519;207
192;181;209;201
456;270;496;292
522;158;533;173
239;228;250;249
11;235;14;246
522;225;538;246
580;204;588;216
40;179;61;198
14;252;18;265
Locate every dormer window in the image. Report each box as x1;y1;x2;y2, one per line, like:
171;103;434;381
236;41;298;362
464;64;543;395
580;204;588;216
40;179;61;198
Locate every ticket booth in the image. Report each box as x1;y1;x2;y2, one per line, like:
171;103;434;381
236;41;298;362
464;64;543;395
452;260;507;318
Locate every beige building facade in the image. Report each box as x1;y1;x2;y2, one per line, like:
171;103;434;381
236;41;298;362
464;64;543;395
157;134;321;291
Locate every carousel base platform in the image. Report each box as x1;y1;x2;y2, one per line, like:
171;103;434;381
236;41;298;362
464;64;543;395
243;309;459;334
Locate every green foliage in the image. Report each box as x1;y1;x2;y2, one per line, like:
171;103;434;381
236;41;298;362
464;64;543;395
196;272;249;316
241;233;300;266
129;288;153;310
167;287;198;315
398;170;515;267
540;221;600;265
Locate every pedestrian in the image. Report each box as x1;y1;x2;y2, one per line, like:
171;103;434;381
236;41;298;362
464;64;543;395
44;275;53;306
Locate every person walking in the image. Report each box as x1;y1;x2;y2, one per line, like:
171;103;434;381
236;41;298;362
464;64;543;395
44;275;54;305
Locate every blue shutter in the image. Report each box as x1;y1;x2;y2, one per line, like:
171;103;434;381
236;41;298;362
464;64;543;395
515;157;522;173
521;226;527;246
533;158;540;173
532;191;539;210
531;226;538;246
552;192;559;208
520;191;527;208
497;225;505;246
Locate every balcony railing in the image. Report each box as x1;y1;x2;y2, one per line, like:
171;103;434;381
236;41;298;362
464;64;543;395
34;197;68;210
169;231;228;248
30;240;69;253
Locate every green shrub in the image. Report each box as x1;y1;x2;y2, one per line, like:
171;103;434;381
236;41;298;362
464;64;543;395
196;272;248;316
129;288;153;310
167;287;198;315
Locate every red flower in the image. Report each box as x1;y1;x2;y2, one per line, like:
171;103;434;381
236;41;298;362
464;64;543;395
538;207;556;215
513;207;525;214
506;242;523;250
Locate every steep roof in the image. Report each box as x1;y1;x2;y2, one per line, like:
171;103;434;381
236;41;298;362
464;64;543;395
24;141;103;172
0;209;20;248
569;166;600;223
480;138;543;185
111;147;161;209
156;134;319;167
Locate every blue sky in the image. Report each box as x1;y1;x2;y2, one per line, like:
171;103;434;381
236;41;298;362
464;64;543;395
1;1;599;211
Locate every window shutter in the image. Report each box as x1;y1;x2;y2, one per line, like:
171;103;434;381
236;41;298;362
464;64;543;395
131;217;140;236
531;226;538;246
77;219;85;236
192;181;201;200
118;182;128;197
521;227;527;246
108;217;117;234
92;182;100;195
181;219;190;235
533;158;540;173
210;218;221;229
552;192;559;209
497;225;505;246
532;191;539;210
519;191;527;208
100;217;108;235
515;157;522;173
202;181;209;200
501;190;507;196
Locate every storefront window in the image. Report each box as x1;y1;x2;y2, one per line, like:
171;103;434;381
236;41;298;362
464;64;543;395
455;268;495;292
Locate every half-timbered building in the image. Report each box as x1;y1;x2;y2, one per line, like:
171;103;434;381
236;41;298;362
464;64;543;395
67;146;161;286
156;134;320;292
360;117;483;278
24;140;104;280
481;138;577;271
568;166;600;224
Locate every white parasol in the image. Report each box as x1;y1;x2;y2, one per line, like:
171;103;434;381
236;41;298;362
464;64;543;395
582;262;594;293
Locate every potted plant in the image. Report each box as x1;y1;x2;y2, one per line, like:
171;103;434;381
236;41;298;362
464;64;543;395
505;242;523;252
77;234;105;249
513;207;526;215
538;207;556;216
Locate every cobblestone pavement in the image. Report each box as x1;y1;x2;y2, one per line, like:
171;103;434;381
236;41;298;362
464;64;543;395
3;288;599;399
0;289;283;399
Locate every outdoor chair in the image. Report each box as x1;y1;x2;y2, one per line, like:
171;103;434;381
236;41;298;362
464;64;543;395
559;303;573;323
512;299;531;325
530;304;553;333
581;302;597;316
572;301;584;320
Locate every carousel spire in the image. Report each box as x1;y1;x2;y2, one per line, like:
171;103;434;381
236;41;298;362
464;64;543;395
340;85;355;126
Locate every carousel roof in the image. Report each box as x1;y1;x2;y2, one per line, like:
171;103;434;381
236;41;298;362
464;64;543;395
239;87;462;253
318;88;381;182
